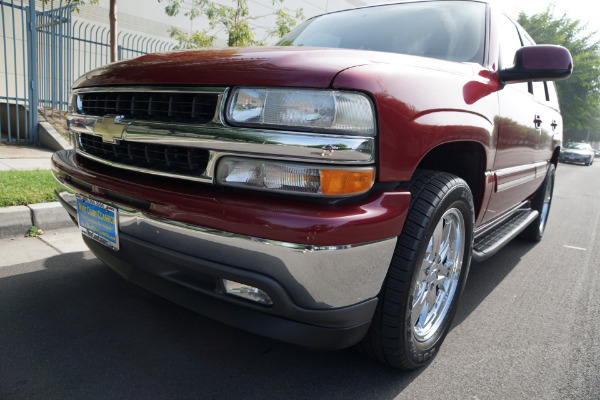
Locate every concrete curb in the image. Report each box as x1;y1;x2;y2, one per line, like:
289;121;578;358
1;120;76;239
0;206;33;239
0;200;76;239
38;115;73;152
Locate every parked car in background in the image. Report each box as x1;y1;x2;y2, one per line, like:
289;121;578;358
559;142;595;165
595;149;600;158
52;0;572;370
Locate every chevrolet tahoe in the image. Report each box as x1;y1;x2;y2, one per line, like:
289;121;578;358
52;0;572;370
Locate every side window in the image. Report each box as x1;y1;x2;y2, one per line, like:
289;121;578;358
522;32;548;103
522;31;558;104
533;81;548;103
498;15;522;68
546;81;560;109
498;15;528;92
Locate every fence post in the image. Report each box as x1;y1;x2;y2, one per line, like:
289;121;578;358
27;0;39;144
1;3;11;141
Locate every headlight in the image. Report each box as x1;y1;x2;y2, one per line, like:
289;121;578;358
69;92;84;114
226;87;376;136
217;157;375;197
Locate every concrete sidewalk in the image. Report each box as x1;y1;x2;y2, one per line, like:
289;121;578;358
0;226;89;267
1;142;76;238
0;143;54;171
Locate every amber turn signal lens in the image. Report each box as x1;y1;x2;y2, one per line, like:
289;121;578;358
320;169;375;195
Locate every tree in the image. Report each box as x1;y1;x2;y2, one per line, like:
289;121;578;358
168;27;216;48
109;0;117;62
518;7;600;143
158;0;303;49
62;0;98;13
45;1;120;62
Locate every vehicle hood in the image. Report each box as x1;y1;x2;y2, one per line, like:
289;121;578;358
73;46;473;89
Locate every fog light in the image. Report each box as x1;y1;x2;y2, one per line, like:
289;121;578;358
223;279;273;306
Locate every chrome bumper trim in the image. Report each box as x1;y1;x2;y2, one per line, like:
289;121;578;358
53;176;396;309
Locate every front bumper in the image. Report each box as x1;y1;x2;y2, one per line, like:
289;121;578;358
52;150;410;349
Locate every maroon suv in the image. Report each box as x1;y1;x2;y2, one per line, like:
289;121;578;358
52;0;572;370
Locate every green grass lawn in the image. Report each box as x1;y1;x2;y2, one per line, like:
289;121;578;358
0;170;57;207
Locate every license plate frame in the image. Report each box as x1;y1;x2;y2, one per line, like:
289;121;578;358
76;194;120;251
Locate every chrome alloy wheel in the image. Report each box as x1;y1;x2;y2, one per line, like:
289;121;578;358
411;208;465;342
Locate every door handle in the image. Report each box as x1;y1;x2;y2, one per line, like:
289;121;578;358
534;114;542;129
551;120;558;131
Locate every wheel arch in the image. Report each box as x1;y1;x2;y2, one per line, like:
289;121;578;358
550;146;561;166
414;141;487;219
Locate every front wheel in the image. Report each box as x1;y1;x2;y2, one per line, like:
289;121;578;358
359;171;474;370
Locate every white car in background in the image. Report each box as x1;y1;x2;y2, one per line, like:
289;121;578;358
560;142;595;165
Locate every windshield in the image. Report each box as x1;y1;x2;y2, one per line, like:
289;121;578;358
566;143;592;150
277;1;486;63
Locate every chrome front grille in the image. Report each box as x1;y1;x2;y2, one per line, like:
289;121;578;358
78;133;210;177
68;86;375;182
79;91;219;123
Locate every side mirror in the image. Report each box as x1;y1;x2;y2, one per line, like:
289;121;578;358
500;45;573;84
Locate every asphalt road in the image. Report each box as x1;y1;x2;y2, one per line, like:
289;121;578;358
1;161;599;400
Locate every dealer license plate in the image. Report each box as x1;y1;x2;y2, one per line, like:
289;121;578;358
76;195;119;251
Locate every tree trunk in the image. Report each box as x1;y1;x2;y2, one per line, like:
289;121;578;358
109;0;117;62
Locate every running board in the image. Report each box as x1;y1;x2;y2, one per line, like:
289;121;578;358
472;208;539;263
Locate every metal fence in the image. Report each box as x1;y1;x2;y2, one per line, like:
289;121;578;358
118;31;173;60
0;0;37;143
1;0;176;144
70;21;173;95
37;1;73;120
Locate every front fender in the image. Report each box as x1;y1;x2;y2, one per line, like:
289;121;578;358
332;62;499;181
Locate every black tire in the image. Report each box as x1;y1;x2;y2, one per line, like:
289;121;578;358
358;170;474;370
520;163;555;242
588;157;594;166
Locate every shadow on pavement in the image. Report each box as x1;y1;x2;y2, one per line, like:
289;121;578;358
0;251;420;400
0;237;540;399
454;238;537;327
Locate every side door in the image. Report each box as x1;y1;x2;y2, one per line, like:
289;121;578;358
521;30;563;167
482;15;547;223
540;81;562;160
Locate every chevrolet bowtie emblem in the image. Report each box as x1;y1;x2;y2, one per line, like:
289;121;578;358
94;115;127;143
